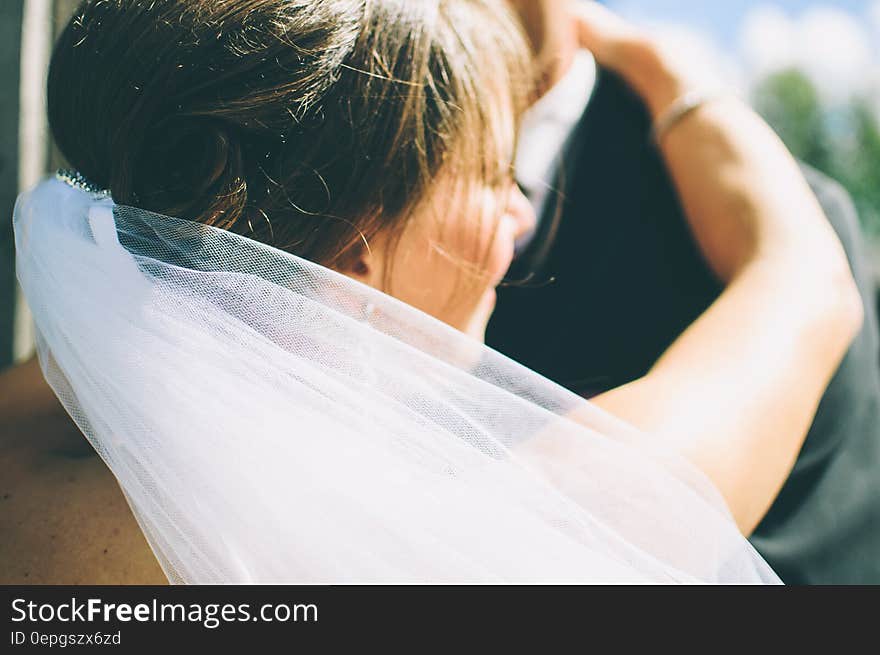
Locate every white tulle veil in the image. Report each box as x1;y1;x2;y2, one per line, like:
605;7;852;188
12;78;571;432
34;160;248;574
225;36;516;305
12;173;780;584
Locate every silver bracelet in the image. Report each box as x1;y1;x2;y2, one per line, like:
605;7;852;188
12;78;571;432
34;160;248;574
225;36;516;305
650;90;718;143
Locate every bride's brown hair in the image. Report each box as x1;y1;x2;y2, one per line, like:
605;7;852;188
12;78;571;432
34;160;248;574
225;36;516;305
48;0;532;275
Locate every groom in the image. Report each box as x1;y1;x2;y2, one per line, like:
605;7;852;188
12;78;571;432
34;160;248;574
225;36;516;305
489;0;880;584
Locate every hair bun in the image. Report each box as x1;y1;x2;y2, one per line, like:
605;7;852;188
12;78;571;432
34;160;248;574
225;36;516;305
133;117;246;223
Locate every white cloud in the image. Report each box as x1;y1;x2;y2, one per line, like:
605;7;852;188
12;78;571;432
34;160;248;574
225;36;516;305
740;5;797;76
799;8;872;100
644;22;746;95
738;4;875;105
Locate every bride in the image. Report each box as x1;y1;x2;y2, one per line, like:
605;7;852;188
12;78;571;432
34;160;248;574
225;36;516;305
2;0;862;583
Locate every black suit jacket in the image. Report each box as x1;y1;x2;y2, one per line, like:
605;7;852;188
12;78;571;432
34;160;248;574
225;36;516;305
486;69;880;584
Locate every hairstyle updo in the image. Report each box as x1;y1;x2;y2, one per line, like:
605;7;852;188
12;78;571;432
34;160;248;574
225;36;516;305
48;0;533;276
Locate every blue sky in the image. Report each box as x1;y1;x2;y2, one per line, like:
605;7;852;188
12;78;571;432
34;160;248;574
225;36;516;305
606;0;872;48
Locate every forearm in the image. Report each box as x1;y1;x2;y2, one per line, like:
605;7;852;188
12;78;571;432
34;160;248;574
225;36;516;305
596;256;861;533
655;95;850;284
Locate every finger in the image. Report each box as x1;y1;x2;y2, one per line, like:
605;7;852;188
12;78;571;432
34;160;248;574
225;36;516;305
571;1;644;63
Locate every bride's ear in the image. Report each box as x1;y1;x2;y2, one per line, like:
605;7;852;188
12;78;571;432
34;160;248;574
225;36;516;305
342;242;384;289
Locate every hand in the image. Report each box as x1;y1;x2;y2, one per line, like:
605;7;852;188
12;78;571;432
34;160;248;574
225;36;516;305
571;2;698;119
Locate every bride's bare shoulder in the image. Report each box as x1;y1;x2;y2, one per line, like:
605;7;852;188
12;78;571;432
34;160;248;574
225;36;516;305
0;359;165;585
1;447;167;584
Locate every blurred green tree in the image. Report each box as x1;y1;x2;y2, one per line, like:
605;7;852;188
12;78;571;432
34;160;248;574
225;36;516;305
840;100;880;237
752;68;880;239
752;69;833;174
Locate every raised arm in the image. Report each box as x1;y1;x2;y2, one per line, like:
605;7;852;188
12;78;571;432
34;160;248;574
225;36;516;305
574;3;864;535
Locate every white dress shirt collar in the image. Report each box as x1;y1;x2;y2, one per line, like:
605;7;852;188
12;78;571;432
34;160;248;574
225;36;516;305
515;49;597;224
